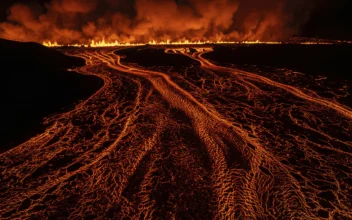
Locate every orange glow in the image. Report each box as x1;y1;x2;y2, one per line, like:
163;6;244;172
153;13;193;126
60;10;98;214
299;42;333;45
43;41;59;47
43;38;352;48
2;46;351;219
90;39;144;47
42;39;282;48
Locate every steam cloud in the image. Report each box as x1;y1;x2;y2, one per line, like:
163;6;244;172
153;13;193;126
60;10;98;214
0;0;315;44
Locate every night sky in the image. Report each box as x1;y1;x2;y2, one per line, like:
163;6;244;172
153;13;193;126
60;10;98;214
0;0;351;42
301;0;352;40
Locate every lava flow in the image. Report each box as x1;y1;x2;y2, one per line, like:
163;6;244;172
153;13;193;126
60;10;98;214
1;46;352;219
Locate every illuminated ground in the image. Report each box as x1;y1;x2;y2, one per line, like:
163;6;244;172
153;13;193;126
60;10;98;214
1;46;352;219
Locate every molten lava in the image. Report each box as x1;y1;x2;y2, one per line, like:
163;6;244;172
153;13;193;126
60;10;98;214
1;46;351;219
42;39;282;48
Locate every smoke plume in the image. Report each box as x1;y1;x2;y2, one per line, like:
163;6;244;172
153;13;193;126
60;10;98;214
0;0;315;44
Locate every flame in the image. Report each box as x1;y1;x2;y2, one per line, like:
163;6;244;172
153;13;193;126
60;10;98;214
43;38;352;48
43;41;59;47
43;41;89;47
42;39;282;48
90;39;144;47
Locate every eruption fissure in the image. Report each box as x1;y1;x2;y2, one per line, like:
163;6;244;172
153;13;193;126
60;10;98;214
42;39;282;48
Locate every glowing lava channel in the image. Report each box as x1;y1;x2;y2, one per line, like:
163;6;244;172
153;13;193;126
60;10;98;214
1;46;351;219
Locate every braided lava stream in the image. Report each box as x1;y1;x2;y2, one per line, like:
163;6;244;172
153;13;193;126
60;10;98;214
1;47;351;219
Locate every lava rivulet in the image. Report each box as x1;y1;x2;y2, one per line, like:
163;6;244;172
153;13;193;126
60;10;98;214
0;47;352;219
